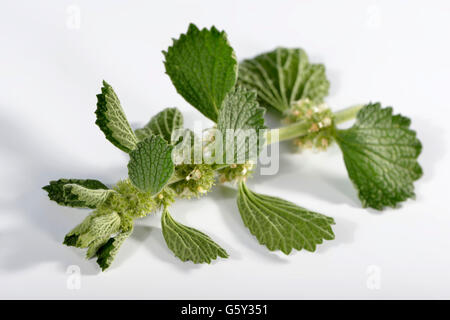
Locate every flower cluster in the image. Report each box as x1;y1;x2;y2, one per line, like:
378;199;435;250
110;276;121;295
170;164;216;198
283;98;335;151
218;162;255;183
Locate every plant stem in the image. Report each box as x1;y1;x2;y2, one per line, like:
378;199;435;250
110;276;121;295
265;104;364;144
333;104;364;124
265;120;310;145
167;104;366;186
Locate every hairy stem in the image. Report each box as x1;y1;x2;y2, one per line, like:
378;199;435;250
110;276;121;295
333;104;364;124
266;120;310;144
167;104;365;188
266;104;364;144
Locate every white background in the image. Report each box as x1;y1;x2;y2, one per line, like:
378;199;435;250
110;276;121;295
1;0;449;299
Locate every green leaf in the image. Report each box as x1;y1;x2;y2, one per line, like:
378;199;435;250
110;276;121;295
63;184;115;209
43;179;109;208
135;107;183;143
237;182;335;254
335;103;422;210
238;48;329;113
127;134;174;194
96;227;133;271
164;24;238;122
86;236;110;259
95;80;138;153
217;86;266;163
161;209;228;263
63;212;121;249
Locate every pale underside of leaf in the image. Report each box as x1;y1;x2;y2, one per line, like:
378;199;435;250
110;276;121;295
237;182;335;254
161;209;228;264
64;212;121;249
135;107;184;143
163;24;238;122
96;227;134;271
63;184;115;209
335;103;422;210
43;178;109;208
238;47;329;113
95;80;138;153
127;134;174;194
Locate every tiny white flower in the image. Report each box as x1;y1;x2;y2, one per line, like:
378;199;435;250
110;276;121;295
323;117;332;126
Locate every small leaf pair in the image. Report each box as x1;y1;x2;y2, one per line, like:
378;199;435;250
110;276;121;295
96;81;175;196
44;178;133;270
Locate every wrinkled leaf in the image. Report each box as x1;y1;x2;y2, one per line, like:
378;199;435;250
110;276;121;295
63;212;121;249
164;24;237;122
135;107;183;143
237;182;335;254
335;103;422;210
96;227;134;271
161;209;228;263
43;179;109;208
95;81;138;153
238;48;329;112
63;184;115;209
127;134;174;194
217;86;266;163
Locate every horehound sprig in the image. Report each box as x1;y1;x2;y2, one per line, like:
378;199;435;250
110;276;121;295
43;24;422;270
